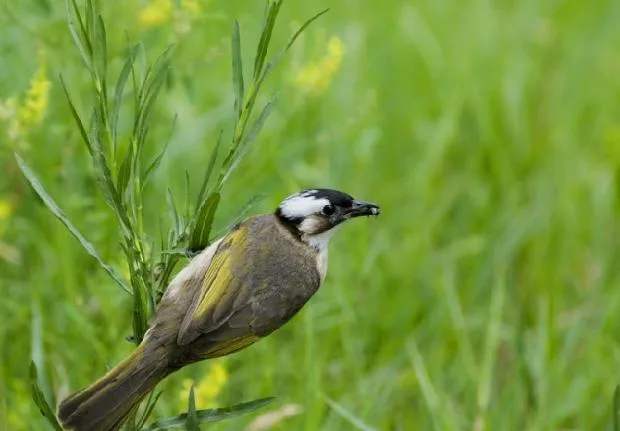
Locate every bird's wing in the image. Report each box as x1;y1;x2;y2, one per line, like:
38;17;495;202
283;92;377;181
177;224;254;347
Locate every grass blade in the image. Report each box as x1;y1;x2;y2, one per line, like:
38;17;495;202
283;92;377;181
186;384;200;431
65;0;93;74
137;391;164;429
221;95;277;185
60;75;93;155
212;194;264;239
15;154;131;294
189;192;220;252
117;139;135;196
284;8;330;52
143;114;176;189
112;43;140;151
143;397;275;430
131;270;149;344
252;0;282;79
196;130;223;209
166;187;180;235
324;396;377;431
231;20;244;120
30;362;63;431
259;7;330;86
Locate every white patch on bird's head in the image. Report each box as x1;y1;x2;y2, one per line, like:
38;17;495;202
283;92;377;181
278;190;330;220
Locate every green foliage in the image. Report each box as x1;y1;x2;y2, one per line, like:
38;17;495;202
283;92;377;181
4;0;620;430
11;0;321;429
143;398;275;430
29;363;63;431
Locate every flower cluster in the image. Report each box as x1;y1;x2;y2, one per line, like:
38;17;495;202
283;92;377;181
178;360;228;410
139;0;202;36
0;50;51;150
294;36;344;95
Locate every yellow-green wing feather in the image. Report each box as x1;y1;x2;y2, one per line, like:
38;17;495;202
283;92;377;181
177;225;251;346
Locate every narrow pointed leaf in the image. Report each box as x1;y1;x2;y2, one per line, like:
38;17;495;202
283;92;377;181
15;154;131;294
189;192;220;252
29;362;64;431
143;397;275;430
196;130;223;209
231;20;244;119
138;391;164;429
60;75;93;155
95;14;108;80
221;95;277;185
252;0;282;79
259;8;330;86
117;140;134;196
112;44;140;149
143;114;176;189
186;385;200;431
212;193;265;239
65;0;93;73
131;273;149;344
166;187;180;235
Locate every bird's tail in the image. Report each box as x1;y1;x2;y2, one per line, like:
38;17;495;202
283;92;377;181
58;343;170;431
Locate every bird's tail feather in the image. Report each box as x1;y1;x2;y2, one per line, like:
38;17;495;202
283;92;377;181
58;344;170;431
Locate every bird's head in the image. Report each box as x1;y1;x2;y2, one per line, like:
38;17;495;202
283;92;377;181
275;188;380;251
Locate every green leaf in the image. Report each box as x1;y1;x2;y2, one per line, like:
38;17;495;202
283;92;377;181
221;95;277;185
15;154;131;294
143;114;176;189
29;362;63;431
138;391;164;429
131;275;149;344
95;14;108;81
231;20;244;120
324;396;377;431
112;43;140;152
60;75;93;156
167;187;180;235
88;107;125;217
134;45;173;146
143;397;275;430
185;384;200;431
65;0;94;74
117;138;135;196
195;130;222;209
258;7;330;87
213;193;264;239
252;0;282;80
189;192;220;252
283;8;330;53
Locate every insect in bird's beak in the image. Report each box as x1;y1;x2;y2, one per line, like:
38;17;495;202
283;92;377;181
345;200;381;218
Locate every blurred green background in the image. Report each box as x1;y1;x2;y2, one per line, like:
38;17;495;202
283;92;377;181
3;0;620;429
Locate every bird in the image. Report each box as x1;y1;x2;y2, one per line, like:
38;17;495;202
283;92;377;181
58;188;380;431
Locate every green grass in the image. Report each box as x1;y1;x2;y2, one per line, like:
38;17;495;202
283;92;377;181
3;0;620;429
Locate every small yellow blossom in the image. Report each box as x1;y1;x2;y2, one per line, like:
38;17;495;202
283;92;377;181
179;361;228;410
0;50;51;149
139;0;173;28
0;200;12;221
294;36;345;95
18;64;52;128
181;0;200;14
139;0;203;34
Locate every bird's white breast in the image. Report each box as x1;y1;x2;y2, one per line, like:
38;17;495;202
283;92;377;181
164;237;223;301
317;248;329;283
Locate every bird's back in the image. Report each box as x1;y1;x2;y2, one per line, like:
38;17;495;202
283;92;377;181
230;214;322;336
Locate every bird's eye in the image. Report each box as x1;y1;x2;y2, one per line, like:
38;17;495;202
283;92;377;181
322;205;335;216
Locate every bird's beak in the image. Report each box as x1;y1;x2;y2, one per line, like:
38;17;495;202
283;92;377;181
346;200;381;218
